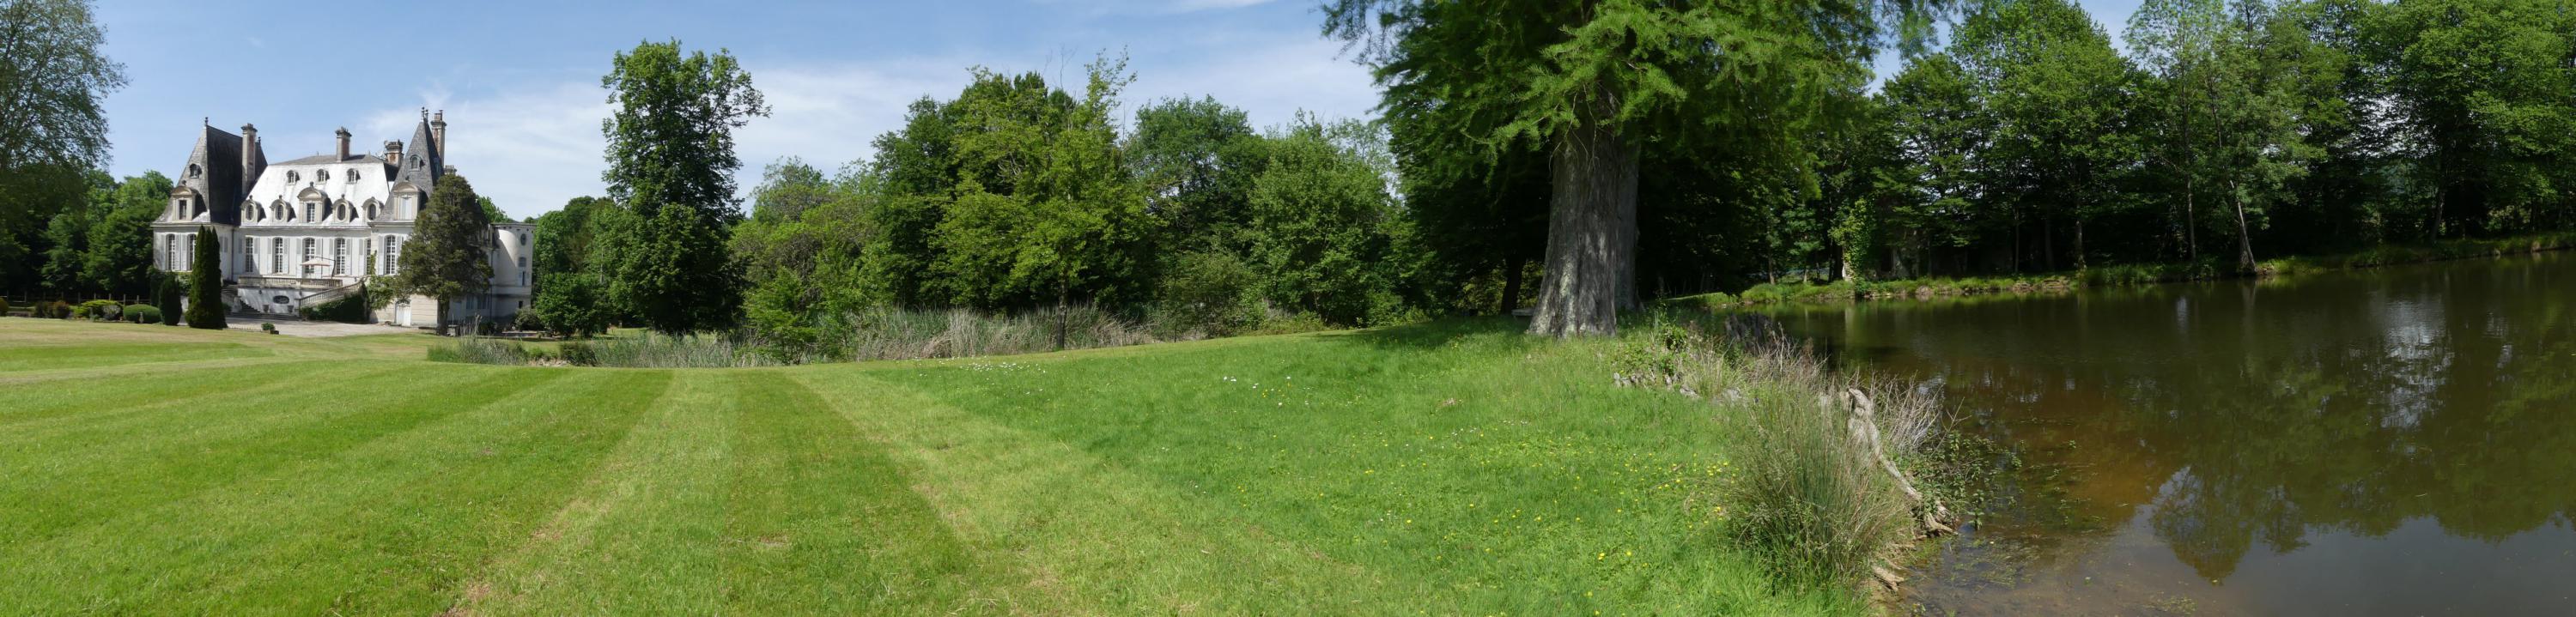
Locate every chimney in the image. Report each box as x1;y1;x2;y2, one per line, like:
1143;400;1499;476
335;127;352;160
240;123;258;182
385;141;404;167
430;110;447;159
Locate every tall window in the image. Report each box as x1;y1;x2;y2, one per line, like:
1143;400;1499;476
332;239;348;275
241;239;256;273
182;234;195;271
163;235;176;270
270;238;284;274
385;236;401;275
361;239;374;275
301;239;317;277
304;202;317;222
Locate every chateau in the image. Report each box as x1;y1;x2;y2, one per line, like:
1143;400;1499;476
150;112;534;327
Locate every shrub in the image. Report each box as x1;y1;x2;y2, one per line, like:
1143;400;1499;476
260;323;277;334
0;297;10;316
1151;251;1266;338
298;285;371;324
123;305;161;324
157;276;185;325
76;299;121;321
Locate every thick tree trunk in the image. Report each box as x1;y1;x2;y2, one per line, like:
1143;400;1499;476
1528;112;1638;338
1497;256;1528;316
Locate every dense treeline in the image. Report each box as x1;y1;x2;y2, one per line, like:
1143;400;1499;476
1793;0;2576;281
677;60;1422;351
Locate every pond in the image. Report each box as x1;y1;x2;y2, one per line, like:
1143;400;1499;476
1767;252;2576;615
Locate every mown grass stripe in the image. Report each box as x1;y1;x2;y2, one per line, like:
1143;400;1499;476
718;371;993;614
0;368;569;547
0;357;349;428
0;341;258;372
453;370;732;616
0;360;432;459
0;354;310;388
0;369;665;614
791;369;1400;615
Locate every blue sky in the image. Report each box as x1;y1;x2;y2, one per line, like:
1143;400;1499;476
97;0;2146;221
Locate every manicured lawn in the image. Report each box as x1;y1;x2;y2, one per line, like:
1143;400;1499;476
0;318;1852;615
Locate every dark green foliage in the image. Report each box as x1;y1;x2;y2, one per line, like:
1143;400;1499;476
155;274;182;325
394;174;491;332
183;227;222;330
527;272;612;338
1150;251;1263;337
120;304;158;324
593;39;767;336
298;284;371;324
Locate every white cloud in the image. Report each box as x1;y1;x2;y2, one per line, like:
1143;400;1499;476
383;36;1377;221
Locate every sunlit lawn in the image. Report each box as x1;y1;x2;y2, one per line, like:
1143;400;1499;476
0;317;1853;615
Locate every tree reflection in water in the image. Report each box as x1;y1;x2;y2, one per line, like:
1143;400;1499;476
1773;252;2576;615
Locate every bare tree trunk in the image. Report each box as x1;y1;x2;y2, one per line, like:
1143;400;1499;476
1528;106;1638;338
2074;216;2087;270
1497;256;1527;316
2186;176;2198;263
2231;179;2255;273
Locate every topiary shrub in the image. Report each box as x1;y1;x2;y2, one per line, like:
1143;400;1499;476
124;305;161;324
157;275;185;325
76;299;121;321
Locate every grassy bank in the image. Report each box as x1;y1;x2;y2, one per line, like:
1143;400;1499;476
1667;232;2576;308
0;312;1961;614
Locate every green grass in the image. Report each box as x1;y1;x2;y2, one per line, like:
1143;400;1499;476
0;316;1871;615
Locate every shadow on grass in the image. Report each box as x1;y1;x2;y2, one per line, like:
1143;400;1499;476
1333;316;1541;353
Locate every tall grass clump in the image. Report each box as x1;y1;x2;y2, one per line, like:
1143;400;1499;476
790;305;1159;363
1613;313;1947;590
428;336;535;366
567;331;777;368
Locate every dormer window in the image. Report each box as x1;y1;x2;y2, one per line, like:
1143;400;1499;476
304;202;318;222
348;170;361;181
185;164;201;178
287;171;301;183
318;170;330;181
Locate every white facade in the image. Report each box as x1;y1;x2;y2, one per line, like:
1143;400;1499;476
152;112;534;329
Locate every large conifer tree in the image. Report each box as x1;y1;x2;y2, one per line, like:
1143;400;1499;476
183;227;223;329
395;174;492;334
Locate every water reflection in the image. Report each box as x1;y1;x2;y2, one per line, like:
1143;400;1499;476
1769;253;2576;615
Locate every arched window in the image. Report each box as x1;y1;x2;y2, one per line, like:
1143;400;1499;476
185;164;201;178
348;169;361;181
287;171;301;183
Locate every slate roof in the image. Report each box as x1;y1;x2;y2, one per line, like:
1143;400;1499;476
392;116;442;194
176;124;261;226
